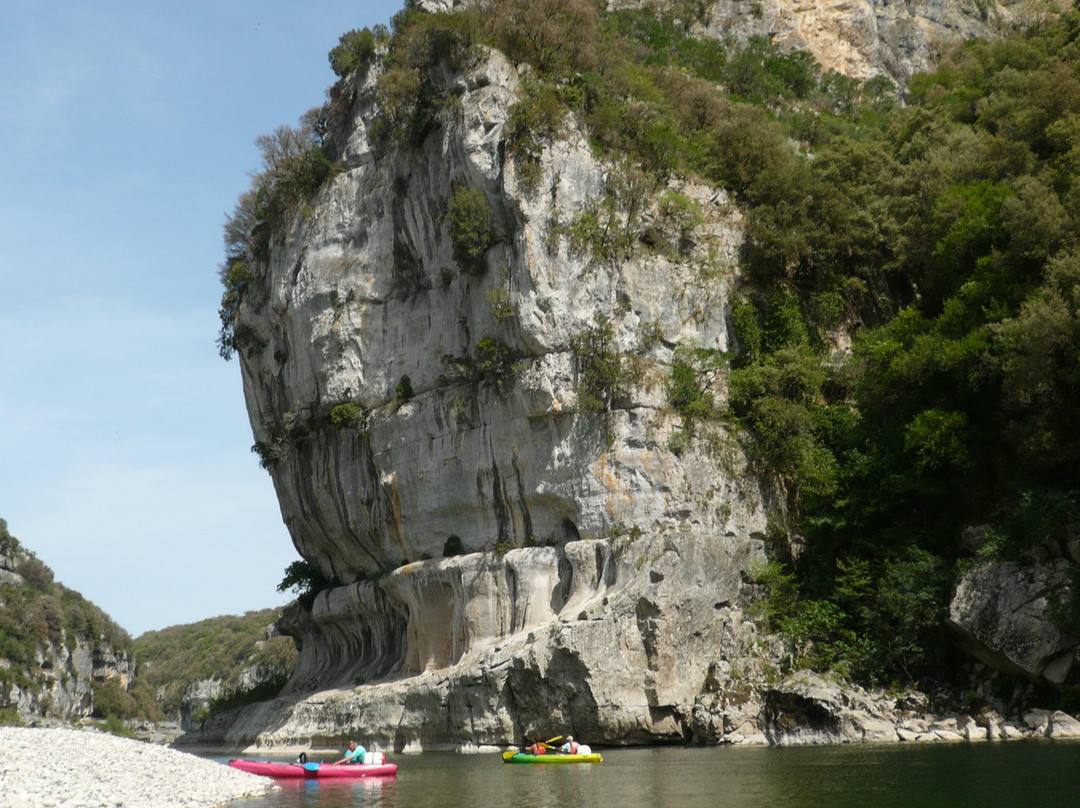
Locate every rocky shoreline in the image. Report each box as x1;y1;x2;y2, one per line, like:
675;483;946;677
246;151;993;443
177;668;1080;752
731;670;1080;746
0;727;272;808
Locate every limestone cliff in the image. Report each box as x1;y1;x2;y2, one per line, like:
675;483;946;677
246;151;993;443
222;32;779;747
209;0;1078;751
431;0;1064;85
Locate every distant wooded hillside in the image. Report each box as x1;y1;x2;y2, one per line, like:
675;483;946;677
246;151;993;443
133;609;297;720
0;518;296;727
0;519;148;726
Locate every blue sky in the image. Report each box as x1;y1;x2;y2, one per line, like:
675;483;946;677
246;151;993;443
1;1;404;637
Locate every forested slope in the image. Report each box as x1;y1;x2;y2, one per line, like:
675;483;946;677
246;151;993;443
725;9;1080;688
0;519;149;725
133;610;296;723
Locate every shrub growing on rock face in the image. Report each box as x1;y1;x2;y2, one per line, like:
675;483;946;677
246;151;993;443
505;80;566;193
330;402;364;426
216;259;253;360
570;313;626;413
667;348;723;427
217;115;340;360
329;27;379;77
446;187;496;275
486;288;515;322
472;337;519;389
369;6;480;147
277;560;334;609
488;0;601;78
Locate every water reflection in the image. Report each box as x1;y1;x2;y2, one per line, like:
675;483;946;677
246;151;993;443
217;742;1080;808
267;776;396;807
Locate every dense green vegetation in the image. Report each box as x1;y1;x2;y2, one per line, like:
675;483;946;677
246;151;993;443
220;0;1080;694
446;186;497;276
725;14;1080;687
132;608;296;719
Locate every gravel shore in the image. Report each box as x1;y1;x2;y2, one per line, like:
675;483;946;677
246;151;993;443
0;727;273;808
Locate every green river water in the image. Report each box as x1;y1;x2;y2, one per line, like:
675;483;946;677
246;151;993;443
215;741;1080;808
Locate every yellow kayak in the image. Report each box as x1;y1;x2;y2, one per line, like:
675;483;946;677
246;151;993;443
502;750;603;764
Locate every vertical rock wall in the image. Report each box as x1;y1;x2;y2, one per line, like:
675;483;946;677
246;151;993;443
225;42;774;746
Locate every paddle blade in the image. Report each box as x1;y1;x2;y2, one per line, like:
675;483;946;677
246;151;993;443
544;735;563;744
303;762;321;772
502;750;516;760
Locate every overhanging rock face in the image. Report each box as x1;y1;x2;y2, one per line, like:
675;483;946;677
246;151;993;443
199;531;773;749
232;43;773;745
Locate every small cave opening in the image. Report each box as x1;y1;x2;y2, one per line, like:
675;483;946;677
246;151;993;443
560;517;581;544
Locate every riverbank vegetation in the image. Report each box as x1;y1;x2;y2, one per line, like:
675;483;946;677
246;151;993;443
725;13;1080;687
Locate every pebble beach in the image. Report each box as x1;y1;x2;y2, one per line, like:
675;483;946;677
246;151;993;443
0;727;273;808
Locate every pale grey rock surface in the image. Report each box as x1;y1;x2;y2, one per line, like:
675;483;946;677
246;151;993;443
1048;710;1080;738
194;531;771;749
761;670;901;745
947;560;1080;690
181;679;225;732
688;0;1064;84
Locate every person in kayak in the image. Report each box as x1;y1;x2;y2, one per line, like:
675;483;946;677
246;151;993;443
525;736;547;755
560;736;579;754
332;740;367;765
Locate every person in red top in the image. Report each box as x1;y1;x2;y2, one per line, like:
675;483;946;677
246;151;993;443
525;736;547;755
560;736;579;754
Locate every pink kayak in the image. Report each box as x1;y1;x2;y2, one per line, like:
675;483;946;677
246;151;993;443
229;758;398;778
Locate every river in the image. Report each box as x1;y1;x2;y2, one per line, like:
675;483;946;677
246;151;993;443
213;742;1080;808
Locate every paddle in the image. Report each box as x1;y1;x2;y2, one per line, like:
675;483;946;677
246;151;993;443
303;761;321;772
540;736;565;753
